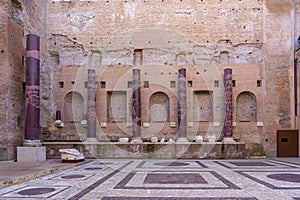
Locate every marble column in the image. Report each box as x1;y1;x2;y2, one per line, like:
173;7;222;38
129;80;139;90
18;34;46;161
223;68;233;141
87;69;97;140
132;69;142;142
24;34;40;144
177;68;188;142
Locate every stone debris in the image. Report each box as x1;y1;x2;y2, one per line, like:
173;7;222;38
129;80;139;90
59;149;85;163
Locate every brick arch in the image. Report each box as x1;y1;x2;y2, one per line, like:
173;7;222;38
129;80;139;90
149;92;170;122
236;91;257;122
64;91;84;123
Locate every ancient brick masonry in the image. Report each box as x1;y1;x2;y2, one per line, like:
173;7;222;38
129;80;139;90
25;34;40;141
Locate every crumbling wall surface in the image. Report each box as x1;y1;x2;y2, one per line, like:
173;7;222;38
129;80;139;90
44;0;297;157
0;0;48;160
46;0;264;67
0;1;9;160
5;19;23;160
263;0;295;157
46;0;265;103
48;0;263;45
46;0;266;144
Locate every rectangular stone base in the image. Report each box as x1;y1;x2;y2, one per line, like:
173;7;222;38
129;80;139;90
17;146;46;162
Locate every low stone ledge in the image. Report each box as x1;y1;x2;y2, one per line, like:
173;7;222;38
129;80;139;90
43;141;245;159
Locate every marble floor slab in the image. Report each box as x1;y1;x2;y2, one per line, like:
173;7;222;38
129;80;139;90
0;159;300;200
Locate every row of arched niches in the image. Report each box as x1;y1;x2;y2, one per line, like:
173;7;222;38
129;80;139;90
63;90;256;124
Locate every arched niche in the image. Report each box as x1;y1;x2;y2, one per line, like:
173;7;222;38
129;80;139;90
107;91;127;122
193;90;213;122
64;91;84;123
149;92;170;122
236;91;257;122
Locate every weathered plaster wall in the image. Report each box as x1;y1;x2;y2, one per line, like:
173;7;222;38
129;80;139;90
263;0;296;156
46;0;264;71
0;0;10;160
48;0;263;45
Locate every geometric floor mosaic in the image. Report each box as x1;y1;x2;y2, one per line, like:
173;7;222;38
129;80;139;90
0;159;300;199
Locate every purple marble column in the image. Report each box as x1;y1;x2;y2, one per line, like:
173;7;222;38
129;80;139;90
87;69;97;139
132;69;141;141
223;68;233;138
25;34;40;141
177;68;187;141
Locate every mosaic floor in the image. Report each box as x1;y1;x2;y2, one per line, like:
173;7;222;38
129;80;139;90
0;159;300;199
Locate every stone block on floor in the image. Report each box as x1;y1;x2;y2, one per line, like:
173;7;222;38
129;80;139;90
17;146;46;162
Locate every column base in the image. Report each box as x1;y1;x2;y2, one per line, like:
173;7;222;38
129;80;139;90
223;137;236;143
131;138;143;143
176;137;189;142
17;146;46;162
23;139;42;147
86;138;98;142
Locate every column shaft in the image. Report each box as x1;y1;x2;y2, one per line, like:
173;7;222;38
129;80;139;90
132;69;141;139
177;68;187;140
87;69;97;139
25;34;40;140
223;68;233;138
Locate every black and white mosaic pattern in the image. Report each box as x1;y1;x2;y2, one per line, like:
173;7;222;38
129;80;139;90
0;159;300;199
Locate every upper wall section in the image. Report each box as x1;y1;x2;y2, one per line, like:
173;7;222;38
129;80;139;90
48;0;263;46
9;0;48;57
